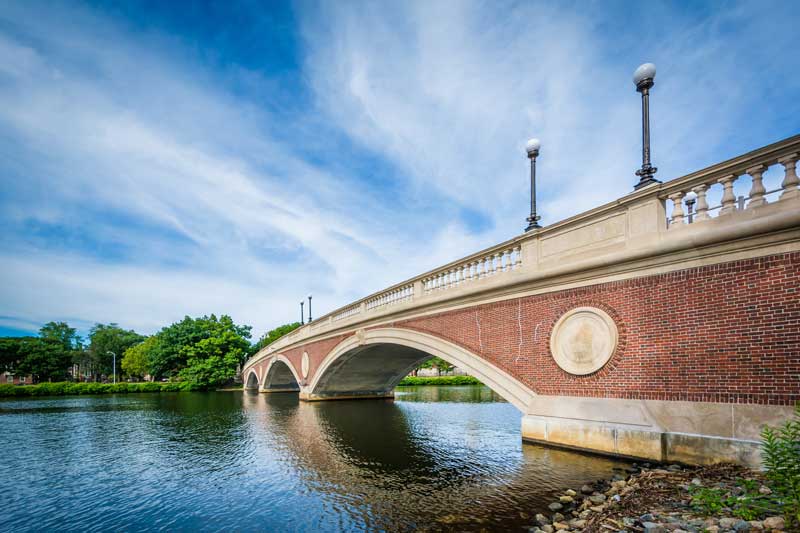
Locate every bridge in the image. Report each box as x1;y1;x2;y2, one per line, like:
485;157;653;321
243;135;800;467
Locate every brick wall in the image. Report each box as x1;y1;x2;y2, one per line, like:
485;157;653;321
394;252;800;406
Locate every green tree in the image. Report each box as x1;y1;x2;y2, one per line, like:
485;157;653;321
251;322;301;354
179;328;250;387
148;314;251;382
0;337;26;373
417;356;454;376
121;336;157;380
87;323;145;377
15;337;74;382
39;321;82;351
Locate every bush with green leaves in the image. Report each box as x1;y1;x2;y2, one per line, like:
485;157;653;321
397;375;482;386
761;403;800;526
0;381;204;397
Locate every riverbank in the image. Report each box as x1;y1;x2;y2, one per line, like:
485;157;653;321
0;381;203;397
397;375;482;386
529;462;792;533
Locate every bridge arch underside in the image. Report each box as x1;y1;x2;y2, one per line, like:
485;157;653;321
263;359;300;393
303;328;535;411
245;370;259;390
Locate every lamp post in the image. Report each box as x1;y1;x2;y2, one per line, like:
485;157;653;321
108;351;116;384
300;301;305;325
633;62;660;190
308;295;313;322
685;190;697;224
525;138;542;231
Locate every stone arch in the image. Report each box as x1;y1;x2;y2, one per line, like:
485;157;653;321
306;327;535;411
262;355;301;392
245;370;259;390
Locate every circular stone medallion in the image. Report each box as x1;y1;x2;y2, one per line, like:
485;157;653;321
301;352;310;379
550;307;618;375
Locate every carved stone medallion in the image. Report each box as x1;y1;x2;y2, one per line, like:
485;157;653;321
301;352;310;379
550;307;618;375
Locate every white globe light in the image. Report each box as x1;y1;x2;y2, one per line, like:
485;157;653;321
633;63;656;85
685;191;698;201
526;138;541;155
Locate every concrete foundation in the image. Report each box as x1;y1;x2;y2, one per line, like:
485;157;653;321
299;391;395;401
521;396;789;467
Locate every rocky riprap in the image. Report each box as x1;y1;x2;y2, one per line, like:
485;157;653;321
528;463;790;533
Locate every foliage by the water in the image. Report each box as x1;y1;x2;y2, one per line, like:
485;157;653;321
397;375;482;386
0;381;203;397
414;356;454;374
761;403;800;525
2;317;301;388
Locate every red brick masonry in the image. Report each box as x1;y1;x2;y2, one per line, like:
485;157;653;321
259;252;799;406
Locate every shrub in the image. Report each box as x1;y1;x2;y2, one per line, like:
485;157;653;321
397;375;483;386
0;381;207;397
761;403;800;526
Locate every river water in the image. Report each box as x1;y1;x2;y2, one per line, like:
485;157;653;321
1;386;629;532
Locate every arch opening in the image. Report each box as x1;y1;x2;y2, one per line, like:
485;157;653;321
306;328;535;411
264;359;300;393
245;370;259;390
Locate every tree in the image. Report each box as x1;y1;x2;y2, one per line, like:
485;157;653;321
39;322;82;351
251;322;301;354
148;314;251;382
121;337;157;380
179;328;250;387
87;323;145;378
0;337;28;373
15;337;74;382
417;356;454;376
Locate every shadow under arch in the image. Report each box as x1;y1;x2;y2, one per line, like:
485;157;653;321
263;355;301;392
245;370;259;390
306;328;535;411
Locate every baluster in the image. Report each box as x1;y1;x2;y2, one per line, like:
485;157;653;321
504;249;512;271
514;245;522;269
466;263;474;281
779;154;799;201
693;184;710;221
460;265;467;284
668;192;685;228
473;260;480;279
478;259;486;278
718;174;738;215
746;165;768;208
438;272;445;289
494;252;502;274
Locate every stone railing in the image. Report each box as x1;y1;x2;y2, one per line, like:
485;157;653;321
249;134;800;363
422;245;522;294
661;144;798;228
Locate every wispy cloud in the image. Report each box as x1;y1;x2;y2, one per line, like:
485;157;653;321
0;0;797;337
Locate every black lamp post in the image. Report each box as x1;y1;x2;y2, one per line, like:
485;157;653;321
633;62;660;190
525;138;542;231
300;301;304;325
307;295;312;322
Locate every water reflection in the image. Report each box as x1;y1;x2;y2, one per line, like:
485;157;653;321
2;388;629;532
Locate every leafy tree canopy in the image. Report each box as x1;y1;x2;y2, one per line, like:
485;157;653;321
121;336;157;379
87;323;145;376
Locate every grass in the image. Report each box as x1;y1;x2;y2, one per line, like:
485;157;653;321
0;381;204;397
397;375;483;386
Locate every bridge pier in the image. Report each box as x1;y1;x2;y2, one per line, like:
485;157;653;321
299;390;394;401
521;396;792;467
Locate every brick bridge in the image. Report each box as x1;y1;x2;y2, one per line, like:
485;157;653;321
243;135;800;466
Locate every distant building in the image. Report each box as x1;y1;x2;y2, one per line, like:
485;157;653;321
2;372;32;385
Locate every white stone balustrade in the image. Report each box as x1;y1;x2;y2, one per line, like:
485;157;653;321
332;304;361;322
365;284;413;311
422;245;522;294
665;149;800;229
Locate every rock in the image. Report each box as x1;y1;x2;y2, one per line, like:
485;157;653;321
552;523;569;531
762;516;785;530
758;485;772;495
623;517;636;526
642;522;667;533
541;525;554;533
552;513;565;522
578;510;590;520
569;519;587;528
720;518;737;529
535;514;549;525
733;520;751;532
705;527;719;533
640;514;656;522
589;506;605;513
690;478;703;486
580;484;594;494
589;494;607;504
559;495;574;503
564;489;577;497
668;464;682;471
748;521;763;530
555;530;569;533
548;502;563;512
613;474;626;481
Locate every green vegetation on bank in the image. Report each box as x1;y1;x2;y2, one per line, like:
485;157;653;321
0;381;204;397
397;375;482;386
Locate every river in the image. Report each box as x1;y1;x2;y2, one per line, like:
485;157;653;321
1;386;630;532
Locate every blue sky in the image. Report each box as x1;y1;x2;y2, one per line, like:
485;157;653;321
1;0;798;339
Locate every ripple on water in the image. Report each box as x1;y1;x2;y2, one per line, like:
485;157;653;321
1;388;630;532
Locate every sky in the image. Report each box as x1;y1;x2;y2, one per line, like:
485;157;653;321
0;0;798;341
